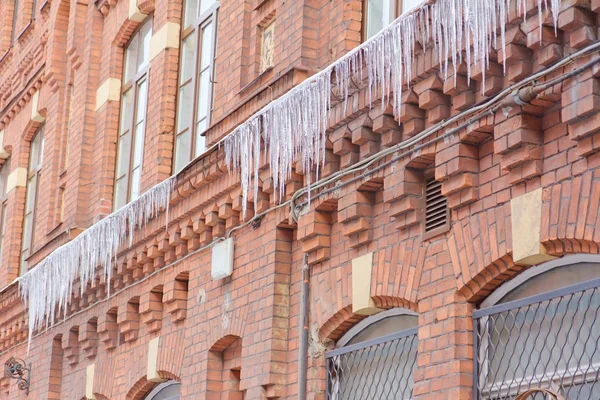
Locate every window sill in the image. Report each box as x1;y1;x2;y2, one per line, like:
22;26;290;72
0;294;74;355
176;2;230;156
0;49;10;66
40;0;50;12
238;66;274;95
253;0;269;10
17;21;33;42
47;221;63;236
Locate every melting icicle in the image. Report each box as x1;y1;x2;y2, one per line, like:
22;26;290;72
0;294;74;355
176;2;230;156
19;176;175;347
223;0;563;218
19;0;564;349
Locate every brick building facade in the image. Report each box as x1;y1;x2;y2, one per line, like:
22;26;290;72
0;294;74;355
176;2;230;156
1;0;600;399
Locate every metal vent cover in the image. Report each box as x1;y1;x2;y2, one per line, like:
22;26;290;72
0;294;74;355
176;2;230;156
424;178;447;233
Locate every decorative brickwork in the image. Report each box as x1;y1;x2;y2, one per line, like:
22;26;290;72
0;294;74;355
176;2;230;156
0;1;600;399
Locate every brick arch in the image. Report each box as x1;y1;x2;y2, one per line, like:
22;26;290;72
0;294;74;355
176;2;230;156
540;170;600;257
126;374;181;400
543;238;600;256
453;172;600;303
319;299;418;342
206;303;249;351
448;202;513;303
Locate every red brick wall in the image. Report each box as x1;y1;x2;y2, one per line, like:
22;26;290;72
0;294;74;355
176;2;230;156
1;0;600;399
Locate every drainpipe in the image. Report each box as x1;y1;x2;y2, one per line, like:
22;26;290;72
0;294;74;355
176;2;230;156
298;254;310;400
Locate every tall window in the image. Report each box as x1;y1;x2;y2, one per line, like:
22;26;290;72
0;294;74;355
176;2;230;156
326;309;418;399
0;159;10;260
114;19;152;210
11;0;19;45
173;0;219;173
21;127;44;274
364;0;421;40
474;255;600;399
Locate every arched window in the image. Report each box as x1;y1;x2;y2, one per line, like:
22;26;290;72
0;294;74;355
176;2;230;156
326;308;418;399
144;381;181;400
474;255;600;399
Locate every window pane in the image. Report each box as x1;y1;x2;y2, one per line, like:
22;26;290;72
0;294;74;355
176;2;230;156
402;0;421;13
114;177;128;209
137;20;152;73
133;122;145;169
0;203;7;260
135;79;148;124
25;177;37;213
124;40;138;83
175;130;192;173
22;214;32;254
366;0;384;39
130;167;141;200
0;161;9;197
177;83;194;134
180;33;197;84
200;22;214;70
196;70;211;123
199;0;216;15
120;88;134;134
116;132;132;177
194;127;206;156
184;0;199;27
30;133;43;171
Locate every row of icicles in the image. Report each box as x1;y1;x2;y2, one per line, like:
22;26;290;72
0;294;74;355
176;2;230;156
19;0;562;347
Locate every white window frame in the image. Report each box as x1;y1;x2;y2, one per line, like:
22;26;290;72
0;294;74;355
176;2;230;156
364;0;422;40
114;18;152;210
173;0;220;174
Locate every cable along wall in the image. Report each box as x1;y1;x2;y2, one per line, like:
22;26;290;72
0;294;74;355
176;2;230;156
19;0;562;346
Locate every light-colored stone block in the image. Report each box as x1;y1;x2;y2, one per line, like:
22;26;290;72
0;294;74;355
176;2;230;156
351;252;382;316
149;22;181;61
147;337;166;383
6;167;27;193
511;188;556;265
86;364;96;400
30;91;45;123
128;0;147;22
95;78;121;111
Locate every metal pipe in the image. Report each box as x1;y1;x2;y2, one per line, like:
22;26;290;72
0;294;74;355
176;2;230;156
298;254;310;400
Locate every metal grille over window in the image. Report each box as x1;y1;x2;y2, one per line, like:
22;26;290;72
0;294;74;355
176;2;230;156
424;178;447;233
473;278;600;399
326;328;417;400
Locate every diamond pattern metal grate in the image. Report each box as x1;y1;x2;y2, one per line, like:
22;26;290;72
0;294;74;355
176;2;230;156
326;328;417;400
473;279;600;400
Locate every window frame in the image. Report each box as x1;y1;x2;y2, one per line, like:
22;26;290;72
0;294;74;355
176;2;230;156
0;158;11;260
326;308;419;400
362;0;422;41
11;0;20;46
173;0;220;174
21;126;44;275
143;380;181;400
474;255;600;399
113;18;153;210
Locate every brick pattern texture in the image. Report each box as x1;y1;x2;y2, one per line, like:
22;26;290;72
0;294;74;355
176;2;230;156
0;0;600;399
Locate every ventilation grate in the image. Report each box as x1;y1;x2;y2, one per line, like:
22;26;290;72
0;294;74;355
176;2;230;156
424;178;447;233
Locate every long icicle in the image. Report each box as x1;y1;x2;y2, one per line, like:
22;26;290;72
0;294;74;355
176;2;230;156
19;0;563;349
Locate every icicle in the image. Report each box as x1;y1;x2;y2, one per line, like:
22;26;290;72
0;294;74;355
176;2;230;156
19;0;565;351
19;176;176;347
